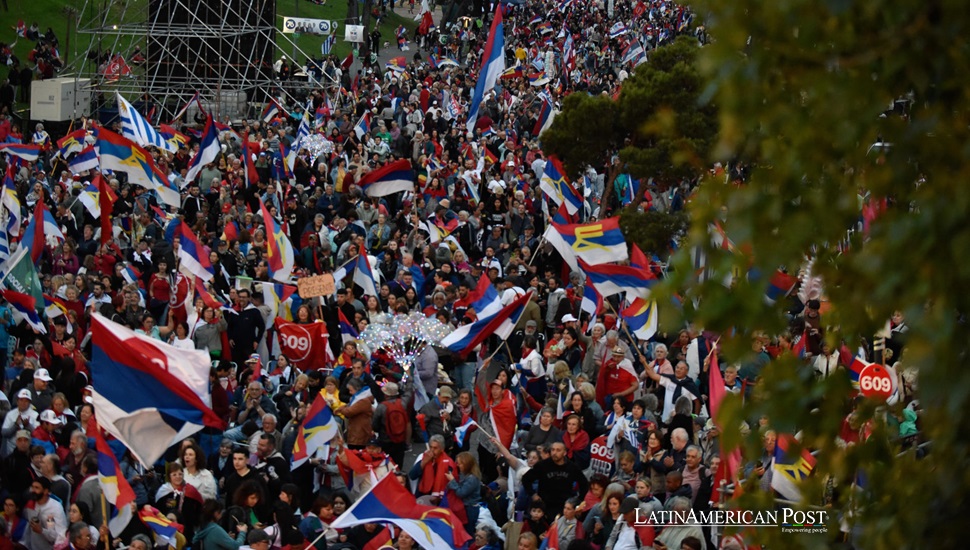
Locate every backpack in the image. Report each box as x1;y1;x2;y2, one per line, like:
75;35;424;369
384;398;409;443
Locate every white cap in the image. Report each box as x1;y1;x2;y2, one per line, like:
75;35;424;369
16;388;32;400
34;368;53;382
39;409;62;425
561;313;578;323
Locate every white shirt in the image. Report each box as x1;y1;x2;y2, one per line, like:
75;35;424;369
612;521;639;550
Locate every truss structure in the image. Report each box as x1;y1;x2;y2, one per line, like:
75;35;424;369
62;0;326;121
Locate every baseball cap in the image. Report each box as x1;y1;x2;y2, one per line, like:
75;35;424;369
561;313;578;323
34;368;53;382
16;388;31;400
15;429;30;440
619;496;639;515
39;409;62;425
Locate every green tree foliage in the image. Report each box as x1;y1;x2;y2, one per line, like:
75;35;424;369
618;209;688;260
543;36;715;257
653;1;970;548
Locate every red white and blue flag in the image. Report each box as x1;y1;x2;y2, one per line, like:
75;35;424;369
97;127;180;206
291;393;339;468
22;200;65;265
543;217;628;271
357;159;415;197
0;143;42;162
333;245;379;298
330;473;471;549
173;221;214;281
184;115;222;183
90;314;225;466
259;199;296;282
68;145;99;173
442;291;532;356
1;289;46;334
580;258;657;300
56;129;87;158
94;428;136;536
467;4;505;132
338;309;359;344
453;274;501;318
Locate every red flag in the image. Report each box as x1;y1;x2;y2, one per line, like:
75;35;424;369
275;318;332;371
341;51;355;70
242;132;260;186
103;55;132;81
709;348;742;500
419;11;434;35
94;174;116;244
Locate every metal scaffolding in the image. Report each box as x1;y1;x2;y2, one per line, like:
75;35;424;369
61;0;324;121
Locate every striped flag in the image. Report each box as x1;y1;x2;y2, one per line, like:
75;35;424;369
117;93;178;153
95;428;136;536
68;145;99;173
321;34;337;55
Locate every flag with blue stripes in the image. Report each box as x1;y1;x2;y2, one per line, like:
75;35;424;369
321;34;336;55
117;94;178;153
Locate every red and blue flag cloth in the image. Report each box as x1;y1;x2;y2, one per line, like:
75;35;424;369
291;393;339;468
338;309;359;344
452;273;501;318
0;143;42;162
441;291;532;356
158;124;189;150
22;200;64;265
259;198;296;282
90;314;225;466
97;127;180;207
56;129;87;158
357;159;415;198
580;258;657;300
68;145;99;173
1;289;46;333
330;472;471;548
354;112;372;140
332;245;379;297
185;115;222;183
621;297;658;340
543;216;628;272
172;220;214;281
539;156;582;215
771;434;817;501
94;428;136;536
466;4;505;132
138;506;182;546
261;99;282;123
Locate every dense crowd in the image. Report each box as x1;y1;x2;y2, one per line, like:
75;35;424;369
0;0;921;550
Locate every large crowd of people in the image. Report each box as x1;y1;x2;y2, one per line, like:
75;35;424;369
0;0;921;549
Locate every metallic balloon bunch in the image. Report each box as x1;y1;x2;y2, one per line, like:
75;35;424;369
359;313;452;382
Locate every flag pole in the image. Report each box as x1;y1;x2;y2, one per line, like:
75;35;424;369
100;493;110;550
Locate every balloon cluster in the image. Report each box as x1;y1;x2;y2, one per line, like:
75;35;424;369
360;313;452;382
300;134;333;165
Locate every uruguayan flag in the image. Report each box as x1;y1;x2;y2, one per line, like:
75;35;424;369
117;93;178;153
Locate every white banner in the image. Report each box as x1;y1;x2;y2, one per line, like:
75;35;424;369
282;17;338;35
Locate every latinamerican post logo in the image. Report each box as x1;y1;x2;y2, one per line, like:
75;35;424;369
632;508;829;534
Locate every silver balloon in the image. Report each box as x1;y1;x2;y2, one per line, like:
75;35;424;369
359;313;452;384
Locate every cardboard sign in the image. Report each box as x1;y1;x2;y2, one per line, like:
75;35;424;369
298;274;335;298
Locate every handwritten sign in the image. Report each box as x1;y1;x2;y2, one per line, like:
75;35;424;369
297;274;335;298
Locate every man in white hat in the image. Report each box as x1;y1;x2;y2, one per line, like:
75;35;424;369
34;410;65;458
2;389;38;457
30;368;54;413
